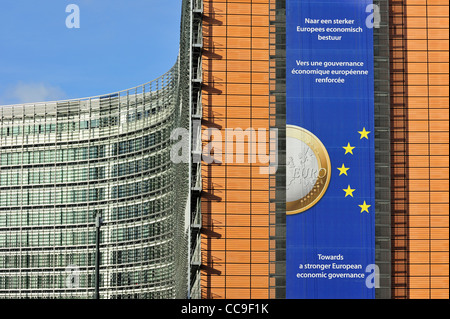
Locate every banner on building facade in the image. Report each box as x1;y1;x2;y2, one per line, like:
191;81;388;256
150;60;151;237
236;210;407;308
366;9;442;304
286;0;376;299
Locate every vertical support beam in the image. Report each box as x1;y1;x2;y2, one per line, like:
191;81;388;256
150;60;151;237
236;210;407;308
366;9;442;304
94;212;102;299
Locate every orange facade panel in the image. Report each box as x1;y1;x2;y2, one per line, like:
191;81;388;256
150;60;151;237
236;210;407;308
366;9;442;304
201;0;270;299
391;0;449;299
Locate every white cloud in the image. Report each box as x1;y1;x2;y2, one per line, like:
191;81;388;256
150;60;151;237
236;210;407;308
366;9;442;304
1;82;66;105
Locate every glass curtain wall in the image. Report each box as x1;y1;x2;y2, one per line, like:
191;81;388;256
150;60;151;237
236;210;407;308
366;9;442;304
0;61;190;299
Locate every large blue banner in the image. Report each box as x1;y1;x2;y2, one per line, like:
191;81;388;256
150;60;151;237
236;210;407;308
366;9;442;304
286;0;376;299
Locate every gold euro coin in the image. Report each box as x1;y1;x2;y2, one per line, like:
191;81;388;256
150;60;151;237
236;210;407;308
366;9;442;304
286;125;331;215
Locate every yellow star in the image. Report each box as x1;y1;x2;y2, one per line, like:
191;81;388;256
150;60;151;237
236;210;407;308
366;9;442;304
337;163;350;176
359;201;371;213
343;143;355;155
343;185;355;197
358;127;371;139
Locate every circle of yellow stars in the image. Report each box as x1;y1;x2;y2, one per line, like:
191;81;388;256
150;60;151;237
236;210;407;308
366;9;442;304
339;127;372;213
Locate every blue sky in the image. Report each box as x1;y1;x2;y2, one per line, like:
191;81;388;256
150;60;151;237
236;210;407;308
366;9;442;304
0;0;182;105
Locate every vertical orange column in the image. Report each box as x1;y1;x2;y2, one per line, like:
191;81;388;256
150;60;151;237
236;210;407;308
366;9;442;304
391;0;449;299
201;0;270;299
407;0;449;299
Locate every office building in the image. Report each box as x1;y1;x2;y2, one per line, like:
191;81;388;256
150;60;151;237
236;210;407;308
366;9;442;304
0;0;448;299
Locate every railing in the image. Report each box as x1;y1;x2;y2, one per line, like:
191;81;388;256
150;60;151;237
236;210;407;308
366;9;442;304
193;0;203;13
192;56;202;83
193;20;203;48
191;196;201;228
192;90;202;119
191;163;202;192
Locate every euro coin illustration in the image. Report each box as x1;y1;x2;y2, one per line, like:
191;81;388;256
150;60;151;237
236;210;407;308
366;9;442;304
286;125;331;214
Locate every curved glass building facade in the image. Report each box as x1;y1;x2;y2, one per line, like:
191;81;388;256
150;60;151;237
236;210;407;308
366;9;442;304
0;62;191;298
